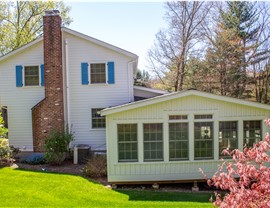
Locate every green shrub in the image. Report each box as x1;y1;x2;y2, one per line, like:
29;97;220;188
83;154;107;178
44;129;74;165
0;112;8;138
0;139;12;165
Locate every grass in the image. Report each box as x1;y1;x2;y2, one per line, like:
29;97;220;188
0;168;213;207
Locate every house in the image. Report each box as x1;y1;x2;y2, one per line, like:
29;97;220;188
0;10;162;152
101;89;270;183
1;11;270;184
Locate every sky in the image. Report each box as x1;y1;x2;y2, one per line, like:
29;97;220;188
65;2;166;70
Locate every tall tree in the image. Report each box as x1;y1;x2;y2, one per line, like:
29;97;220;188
249;2;270;103
203;1;269;98
205;24;246;97
0;1;71;56
148;1;212;91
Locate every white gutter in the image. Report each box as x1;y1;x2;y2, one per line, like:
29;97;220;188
65;39;71;130
127;59;138;102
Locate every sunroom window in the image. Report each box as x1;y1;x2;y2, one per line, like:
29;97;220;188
144;123;163;162
169;123;188;161
194;122;213;160
244;120;261;148
219;121;238;158
118;124;138;162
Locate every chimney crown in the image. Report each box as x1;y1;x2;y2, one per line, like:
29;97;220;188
45;10;60;16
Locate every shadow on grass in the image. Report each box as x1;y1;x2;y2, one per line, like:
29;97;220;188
115;189;212;202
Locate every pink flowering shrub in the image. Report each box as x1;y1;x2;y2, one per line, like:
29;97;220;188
202;118;270;208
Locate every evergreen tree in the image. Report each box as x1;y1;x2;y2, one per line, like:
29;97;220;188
205;1;264;98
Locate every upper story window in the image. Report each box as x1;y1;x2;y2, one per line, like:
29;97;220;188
24;66;39;86
16;65;44;87
92;108;105;128
90;63;106;84
81;62;115;85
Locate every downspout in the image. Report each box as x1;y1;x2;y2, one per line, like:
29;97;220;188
65;39;71;130
127;58;138;102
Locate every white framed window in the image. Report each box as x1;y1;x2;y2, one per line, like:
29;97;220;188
24;66;40;86
244;120;262;148
91;108;106;128
194;122;214;160
219;121;238;158
169;123;189;161
143;123;163;162
118;124;138;162
169;115;188;120
90;63;107;84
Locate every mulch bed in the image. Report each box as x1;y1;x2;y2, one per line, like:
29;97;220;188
12;160;85;176
8;159;109;186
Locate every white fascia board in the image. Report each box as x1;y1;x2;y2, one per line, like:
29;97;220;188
134;86;169;94
0;37;43;63
62;27;138;59
101;90;270;116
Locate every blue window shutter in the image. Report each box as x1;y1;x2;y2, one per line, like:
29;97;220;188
81;63;89;85
16;65;23;87
107;62;115;84
40;64;44;86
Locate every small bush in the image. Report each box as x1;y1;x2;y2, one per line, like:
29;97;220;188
10;145;20;158
83;154;107;178
44;129;74;165
0;112;8;138
0;139;12;165
20;153;45;165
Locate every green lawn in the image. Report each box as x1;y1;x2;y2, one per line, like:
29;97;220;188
0;168;212;207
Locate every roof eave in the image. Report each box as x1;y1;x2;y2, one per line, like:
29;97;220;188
62;27;138;59
101;90;270;116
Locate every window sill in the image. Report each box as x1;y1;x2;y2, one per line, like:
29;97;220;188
22;85;43;88
90;128;106;131
89;83;109;86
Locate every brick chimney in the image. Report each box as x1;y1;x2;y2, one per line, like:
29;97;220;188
32;10;64;152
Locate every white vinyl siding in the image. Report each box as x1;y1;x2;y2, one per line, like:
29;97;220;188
0;41;44;151
62;31;135;150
